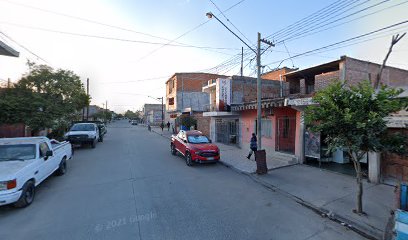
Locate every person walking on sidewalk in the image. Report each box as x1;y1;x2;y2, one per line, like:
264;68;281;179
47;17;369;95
247;133;257;160
167;121;170;131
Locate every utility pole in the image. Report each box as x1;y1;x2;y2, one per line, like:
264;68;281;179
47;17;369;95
161;97;164;131
256;33;262;150
86;78;90;120
105;100;108;123
206;12;274;150
7;78;10;88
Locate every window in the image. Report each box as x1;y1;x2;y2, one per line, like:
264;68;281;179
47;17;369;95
169;79;174;94
168;97;174;105
39;142;50;158
254;119;272;138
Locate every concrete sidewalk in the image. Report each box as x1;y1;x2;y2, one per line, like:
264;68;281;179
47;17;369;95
150;126;392;239
253;165;394;239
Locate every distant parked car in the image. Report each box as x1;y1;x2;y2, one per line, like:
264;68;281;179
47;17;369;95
64;123;100;148
0;137;72;207
170;130;220;166
71;121;106;142
131;120;138;125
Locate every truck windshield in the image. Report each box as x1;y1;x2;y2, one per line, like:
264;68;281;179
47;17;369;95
187;135;210;144
70;124;95;131
0;144;36;161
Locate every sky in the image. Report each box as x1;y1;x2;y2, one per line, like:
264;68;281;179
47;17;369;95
0;0;407;113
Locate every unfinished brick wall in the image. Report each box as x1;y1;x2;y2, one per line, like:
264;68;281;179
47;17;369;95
262;67;297;81
345;57;408;88
231;79;281;103
175;73;227;92
314;70;340;91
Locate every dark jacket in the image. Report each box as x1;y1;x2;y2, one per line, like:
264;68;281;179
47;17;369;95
250;136;257;149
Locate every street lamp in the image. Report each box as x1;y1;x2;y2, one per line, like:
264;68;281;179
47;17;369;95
206;12;274;150
148;95;164;130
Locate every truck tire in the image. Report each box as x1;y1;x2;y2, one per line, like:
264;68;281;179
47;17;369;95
91;140;96;148
14;181;35;208
186;152;193;166
56;157;67;176
171;144;176;155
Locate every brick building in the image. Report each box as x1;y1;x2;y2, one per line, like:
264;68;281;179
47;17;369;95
165;72;227;135
202;75;284;147
231;55;408;183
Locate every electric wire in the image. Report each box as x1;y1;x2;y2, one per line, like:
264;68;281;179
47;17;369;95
267;0;362;40
0;31;49;64
209;0;253;45
273;0;392;44
272;0;372;42
277;0;408;45
264;20;408;67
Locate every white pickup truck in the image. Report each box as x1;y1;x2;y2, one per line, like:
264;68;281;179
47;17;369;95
0;137;72;208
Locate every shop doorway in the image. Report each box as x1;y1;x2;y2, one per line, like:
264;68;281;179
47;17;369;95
215;119;240;145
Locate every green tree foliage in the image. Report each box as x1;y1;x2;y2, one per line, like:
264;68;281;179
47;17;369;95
179;115;197;129
0;62;90;135
305;80;407;214
124;110;140;120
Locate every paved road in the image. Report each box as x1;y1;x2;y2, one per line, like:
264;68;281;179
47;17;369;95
0;120;366;240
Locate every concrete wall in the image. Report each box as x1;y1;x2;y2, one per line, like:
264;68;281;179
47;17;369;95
240;109;275;154
176;92;209;112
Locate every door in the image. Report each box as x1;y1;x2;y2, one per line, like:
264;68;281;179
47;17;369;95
38;142;54;182
276;116;296;154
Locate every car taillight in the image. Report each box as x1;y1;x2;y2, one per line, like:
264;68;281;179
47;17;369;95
7;179;17;189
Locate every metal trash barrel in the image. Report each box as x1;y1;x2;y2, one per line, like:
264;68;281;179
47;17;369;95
255;150;267;175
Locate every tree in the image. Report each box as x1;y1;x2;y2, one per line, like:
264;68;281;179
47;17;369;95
0;61;90;136
305;81;407;214
124;110;139;119
179;115;197;130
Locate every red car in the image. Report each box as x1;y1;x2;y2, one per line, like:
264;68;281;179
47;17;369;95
170;130;220;166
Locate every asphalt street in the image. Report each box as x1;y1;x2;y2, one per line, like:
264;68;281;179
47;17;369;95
0;120;367;240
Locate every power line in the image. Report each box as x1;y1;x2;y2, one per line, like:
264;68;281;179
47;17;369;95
209;0;253;45
277;0;408;44
274;0;392;44
272;0;371;42
136;0;247;62
267;0;361;40
0;0;192;47
0;21;243;53
0;31;49;64
264;20;408;66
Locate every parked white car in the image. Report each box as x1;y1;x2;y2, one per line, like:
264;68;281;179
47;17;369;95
0;137;72;208
64;123;100;148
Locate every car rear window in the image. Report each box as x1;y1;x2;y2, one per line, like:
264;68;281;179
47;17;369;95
70;124;95;131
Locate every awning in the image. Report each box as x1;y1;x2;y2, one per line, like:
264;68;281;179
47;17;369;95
231;98;285;111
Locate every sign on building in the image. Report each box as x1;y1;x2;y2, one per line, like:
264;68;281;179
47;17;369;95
304;129;320;159
216;78;231;111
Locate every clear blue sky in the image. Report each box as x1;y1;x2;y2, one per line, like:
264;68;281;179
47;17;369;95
0;0;407;112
